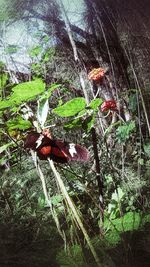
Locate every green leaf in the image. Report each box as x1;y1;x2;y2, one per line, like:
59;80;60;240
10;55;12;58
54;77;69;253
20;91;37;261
77;109;88;117
0;99;14;110
53;97;86;117
29;45;42;57
138;158;144;165
38;195;46;208
42;35;49;43
0;157;7;166
6;116;32;130
64;117;82;130
11;79;45;103
128;94;137;112
0;79;45;110
51;194;63;206
82;114;96;132
116;121;135;143
0;142;13;153
111;188;124;202
43;47;55;62
104;211;142;247
108;203;117;214
105;230;121;246
113;212;141;232
89;98;103;110
142;214;150;225
0;73;8;89
31;63;41;73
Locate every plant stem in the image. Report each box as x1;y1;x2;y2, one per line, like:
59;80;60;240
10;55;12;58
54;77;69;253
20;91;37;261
48;158;104;267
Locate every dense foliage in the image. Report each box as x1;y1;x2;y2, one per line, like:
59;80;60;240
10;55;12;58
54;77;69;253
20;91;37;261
0;0;150;267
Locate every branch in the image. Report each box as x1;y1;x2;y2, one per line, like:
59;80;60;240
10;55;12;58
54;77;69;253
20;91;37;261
22;8;94;41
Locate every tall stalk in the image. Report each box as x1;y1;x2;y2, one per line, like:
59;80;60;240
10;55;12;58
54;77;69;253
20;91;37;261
31;151;66;243
48;158;104;267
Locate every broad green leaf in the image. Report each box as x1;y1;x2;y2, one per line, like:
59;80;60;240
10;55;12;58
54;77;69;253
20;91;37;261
113;212;141;232
104;211;142;247
0;79;45;110
6;116;32;130
11;79;45;103
105;211;141;232
53;97;86;117
0;99;14;110
89;98;103;110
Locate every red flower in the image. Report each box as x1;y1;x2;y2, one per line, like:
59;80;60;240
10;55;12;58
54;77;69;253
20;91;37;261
88;68;105;81
101;100;117;113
